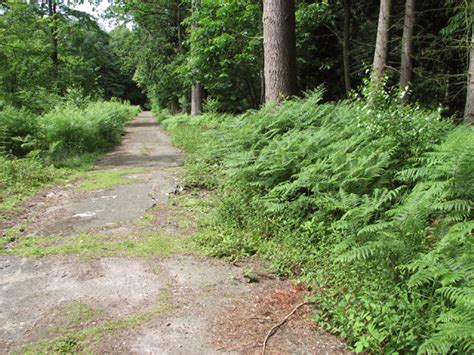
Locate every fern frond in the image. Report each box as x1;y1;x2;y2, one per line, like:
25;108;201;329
437;286;474;306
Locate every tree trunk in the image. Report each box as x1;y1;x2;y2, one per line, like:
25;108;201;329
191;83;203;116
259;1;265;106
48;0;58;83
260;68;265;105
465;31;474;124
176;1;182;52
400;0;415;103
342;0;351;96
170;96;180;115
181;94;189;114
190;0;203;116
371;0;391;87
262;0;298;103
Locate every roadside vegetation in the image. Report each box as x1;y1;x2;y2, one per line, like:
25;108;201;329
0;0;141;216
1;0;472;353
0;99;139;215
160;91;473;353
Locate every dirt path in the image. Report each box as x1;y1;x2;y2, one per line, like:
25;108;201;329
0;112;347;354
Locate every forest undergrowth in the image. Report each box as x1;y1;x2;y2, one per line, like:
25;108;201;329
159;91;473;353
0;96;139;215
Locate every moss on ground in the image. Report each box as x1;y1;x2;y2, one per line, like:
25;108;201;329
18;289;175;354
76;167;145;191
0;175;66;220
57;303;102;328
2;231;196;258
0;195;32;218
0;153;102;218
0;166;142;221
134;205;158;228
0;226;22;250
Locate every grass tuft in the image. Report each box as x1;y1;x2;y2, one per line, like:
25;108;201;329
19;289;175;354
3;231;196;258
76;167;145;191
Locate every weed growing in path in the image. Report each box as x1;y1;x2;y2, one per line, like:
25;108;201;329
3;232;196;258
76;167;146;191
19;289;175;354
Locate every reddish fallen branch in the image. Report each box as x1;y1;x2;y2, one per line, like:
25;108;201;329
261;301;309;354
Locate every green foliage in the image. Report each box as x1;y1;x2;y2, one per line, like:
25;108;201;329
0;100;138;213
296;1;347;99
0;92;139;162
109;1;187;111
4;231;194;258
163;91;473;352
0;107;37;156
77;167;145;191
184;0;262;111
0;100;138;165
160;112;226;188
0;157;57;192
0;156;61;215
105;0;471;115
34;101;138;164
0;1;137;112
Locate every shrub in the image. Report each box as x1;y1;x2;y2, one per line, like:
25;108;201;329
0;100;139;164
0;156;60;212
0;99;139;211
0;106;37;156
162;91;473;352
35;101;139;164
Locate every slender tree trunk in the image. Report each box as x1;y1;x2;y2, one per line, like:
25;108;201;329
371;0;391;87
465;31;474;124
175;1;189;114
244;77;258;108
176;1;182;52
262;0;298;103
400;0;416;103
181;94;189;114
342;0;351;96
48;0;58;83
170;96;180;115
190;0;203;116
191;83;203;116
258;2;265;106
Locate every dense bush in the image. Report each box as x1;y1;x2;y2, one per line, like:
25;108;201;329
0;156;59;210
0;100;139;166
35;101;139;165
0;107;37;156
0;100;139;211
162;92;473;353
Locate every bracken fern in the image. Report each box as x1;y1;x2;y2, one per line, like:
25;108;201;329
162;91;472;352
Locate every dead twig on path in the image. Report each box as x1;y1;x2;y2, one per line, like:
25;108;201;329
261;301;309;355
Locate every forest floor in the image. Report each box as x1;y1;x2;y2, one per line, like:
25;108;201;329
0;112;347;354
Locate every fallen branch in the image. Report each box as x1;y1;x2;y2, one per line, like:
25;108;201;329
261;301;308;354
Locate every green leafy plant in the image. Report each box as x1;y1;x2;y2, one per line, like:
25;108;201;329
0;101;139;213
162;90;473;353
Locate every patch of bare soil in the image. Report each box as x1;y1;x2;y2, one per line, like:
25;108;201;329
210;283;348;354
0;255;166;350
0;185;77;236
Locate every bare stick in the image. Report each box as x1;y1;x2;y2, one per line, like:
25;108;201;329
261;301;308;354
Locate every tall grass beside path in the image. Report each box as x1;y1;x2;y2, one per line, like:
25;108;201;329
0;100;139;215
